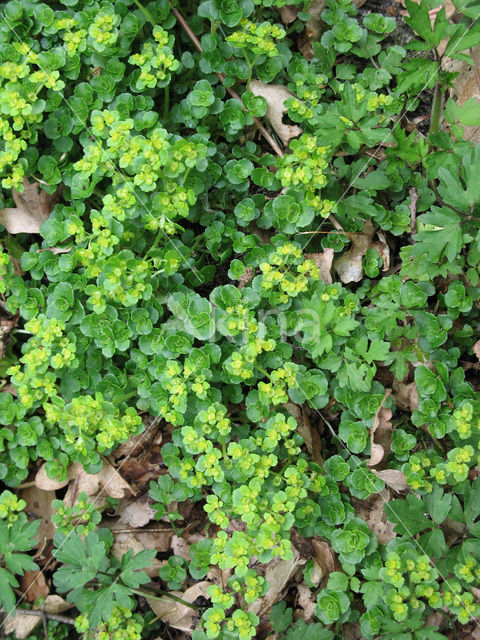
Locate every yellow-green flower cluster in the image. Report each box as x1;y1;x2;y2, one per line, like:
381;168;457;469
7;316;75;409
0;489;26;524
224;335;276;380
75;606;143;640
277;134;330;191
129;27;179;90
88;11;120;49
453;402;479;439
226;19;286;58
259;242;320;304
44;392;142;456
258;364;298;405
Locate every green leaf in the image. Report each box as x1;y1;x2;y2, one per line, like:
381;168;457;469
270;601;293;632
385;495;432;535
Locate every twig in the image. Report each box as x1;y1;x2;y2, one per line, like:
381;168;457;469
41;605;48;640
4;610;76;626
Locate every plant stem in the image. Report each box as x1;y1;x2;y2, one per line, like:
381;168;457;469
133;0;155;25
429;78;443;136
163;84;170;122
129;587;201;609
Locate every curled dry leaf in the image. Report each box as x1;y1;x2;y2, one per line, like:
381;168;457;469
284;402;323;463
250;79;302;146
297;582;316;621
4;595;71;639
311;537;337;580
116;493;156;528
63;459;135;507
249;548;303;616
356;488;396;545
238;266;255;290
367;391;393;468
0;179;62;235
277;4;299;24
473;339;480;363
20;486;56;553
0;317;16;360
334;220;375;284
305;248;335;285
371;469;408;492
21;570;49;603
392;379;419;412
113;418;160;459
147;581;209;632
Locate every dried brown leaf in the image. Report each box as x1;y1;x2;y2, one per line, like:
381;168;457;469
21;570;49;603
474;340;480;363
147;582;209;632
238;266;255;289
113;420;160;459
63;459;135;506
0;317;16;360
20;487;56;552
35;462;76;491
0;179;61;234
297;582;316;621
250;79;302;145
367;391;393;468
371;469;408;492
116;493;155;528
305;248;334;285
112;528;168;577
356;488;396;545
392;380;419;412
283;402;323;463
277;4;299;23
249;547;303;616
334;220;375;284
311;537;337;579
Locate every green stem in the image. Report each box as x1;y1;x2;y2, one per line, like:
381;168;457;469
129;587;201;609
429;78;443;137
133;0;155;25
163;84;170;122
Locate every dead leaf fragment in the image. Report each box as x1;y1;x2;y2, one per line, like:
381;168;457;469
311;537;337;579
250;79;302;145
356;488;396;545
63;459;135;507
249;547;303;616
367;391;393;468
20;487;56;552
111;527;168;577
334;220;375;284
305;248;334;285
0;179;61;235
473;340;480;363
277;4;299;24
371;469;408;492
116;493;155;528
147;582;208;632
392;380;419;412
297;582;316;621
21;570;49;603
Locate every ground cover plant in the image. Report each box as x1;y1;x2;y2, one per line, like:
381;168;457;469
0;0;480;638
